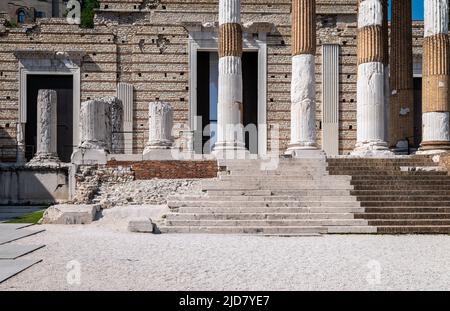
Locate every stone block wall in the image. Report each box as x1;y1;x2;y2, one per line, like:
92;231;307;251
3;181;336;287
0;1;425;161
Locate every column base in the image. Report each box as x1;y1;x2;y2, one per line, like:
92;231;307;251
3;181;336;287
212;141;250;160
391;139;412;155
416;141;450;155
351;140;394;157
27;153;61;167
143;147;178;160
285;145;325;159
71;148;108;165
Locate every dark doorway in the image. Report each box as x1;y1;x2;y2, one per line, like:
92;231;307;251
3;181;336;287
242;52;259;154
413;77;422;148
196;51;258;154
26;75;73;162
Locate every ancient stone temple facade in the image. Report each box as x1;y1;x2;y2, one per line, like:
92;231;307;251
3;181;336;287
0;0;445;163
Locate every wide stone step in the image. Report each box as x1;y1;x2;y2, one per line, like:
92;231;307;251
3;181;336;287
159;225;327;234
168;195;357;202
353;185;450;190
364;207;450;213
165;212;357;220
351;180;450;186
376;226;450;234
202;182;353;191
168;201;361;208
221;170;329;176
165;219;368;227
327;161;436;166
218;176;351;182
205;189;353;196
360;201;450;207
355;195;450;201
221;159;327;166
176;206;365;213
351;175;450;181
367;219;450;226
355;212;450;219
326;226;377;234
351;190;450;196
330;171;446;176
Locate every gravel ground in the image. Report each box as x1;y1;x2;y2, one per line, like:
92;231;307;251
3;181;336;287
1;217;450;290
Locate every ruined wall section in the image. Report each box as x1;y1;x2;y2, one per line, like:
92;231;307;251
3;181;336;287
0;1;425;160
0;18;117;161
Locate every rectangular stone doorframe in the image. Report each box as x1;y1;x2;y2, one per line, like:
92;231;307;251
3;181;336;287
184;22;272;156
14;50;83;163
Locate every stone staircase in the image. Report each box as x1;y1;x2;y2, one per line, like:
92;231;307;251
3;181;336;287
327;156;450;234
159;158;376;235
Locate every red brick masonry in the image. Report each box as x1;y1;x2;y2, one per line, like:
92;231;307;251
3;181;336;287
106;160;218;179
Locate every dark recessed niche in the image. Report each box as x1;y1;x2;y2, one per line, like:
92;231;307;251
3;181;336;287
180;98;185;101
162;5;166;9
138;73;142;77
85;74;89;77
270;98;274;102
164;73;167;77
350;99;354;103
156;97;160;101
6;96;10;100
343;41;347;46
0;72;3;76
186;87;189;90
87;97;91;100
347;75;351;79
93;52;96;56
180;72;184;76
343;99;346;103
349;125;353;130
104;5;108;9
5;123;9;128
281;40;285;46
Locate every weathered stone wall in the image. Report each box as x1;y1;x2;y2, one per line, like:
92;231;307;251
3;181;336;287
71;160;213;206
0;1;425;160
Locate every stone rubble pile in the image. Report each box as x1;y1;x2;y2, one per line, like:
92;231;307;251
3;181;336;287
93;179;203;208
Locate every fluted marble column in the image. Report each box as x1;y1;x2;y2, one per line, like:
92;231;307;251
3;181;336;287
286;0;318;155
390;0;414;151
353;0;391;156
419;0;450;153
29;89;60;164
79;99;111;151
213;0;246;155
143;101;173;152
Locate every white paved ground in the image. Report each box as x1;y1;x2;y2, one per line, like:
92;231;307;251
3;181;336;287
1;219;449;291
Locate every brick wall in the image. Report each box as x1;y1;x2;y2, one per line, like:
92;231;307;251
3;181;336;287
106;160;218;179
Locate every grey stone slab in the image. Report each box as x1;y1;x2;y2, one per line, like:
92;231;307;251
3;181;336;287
0;244;45;259
0;229;45;245
0;258;42;283
0;223;34;230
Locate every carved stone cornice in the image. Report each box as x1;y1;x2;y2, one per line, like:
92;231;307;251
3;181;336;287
13;49;86;61
182;21;273;34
